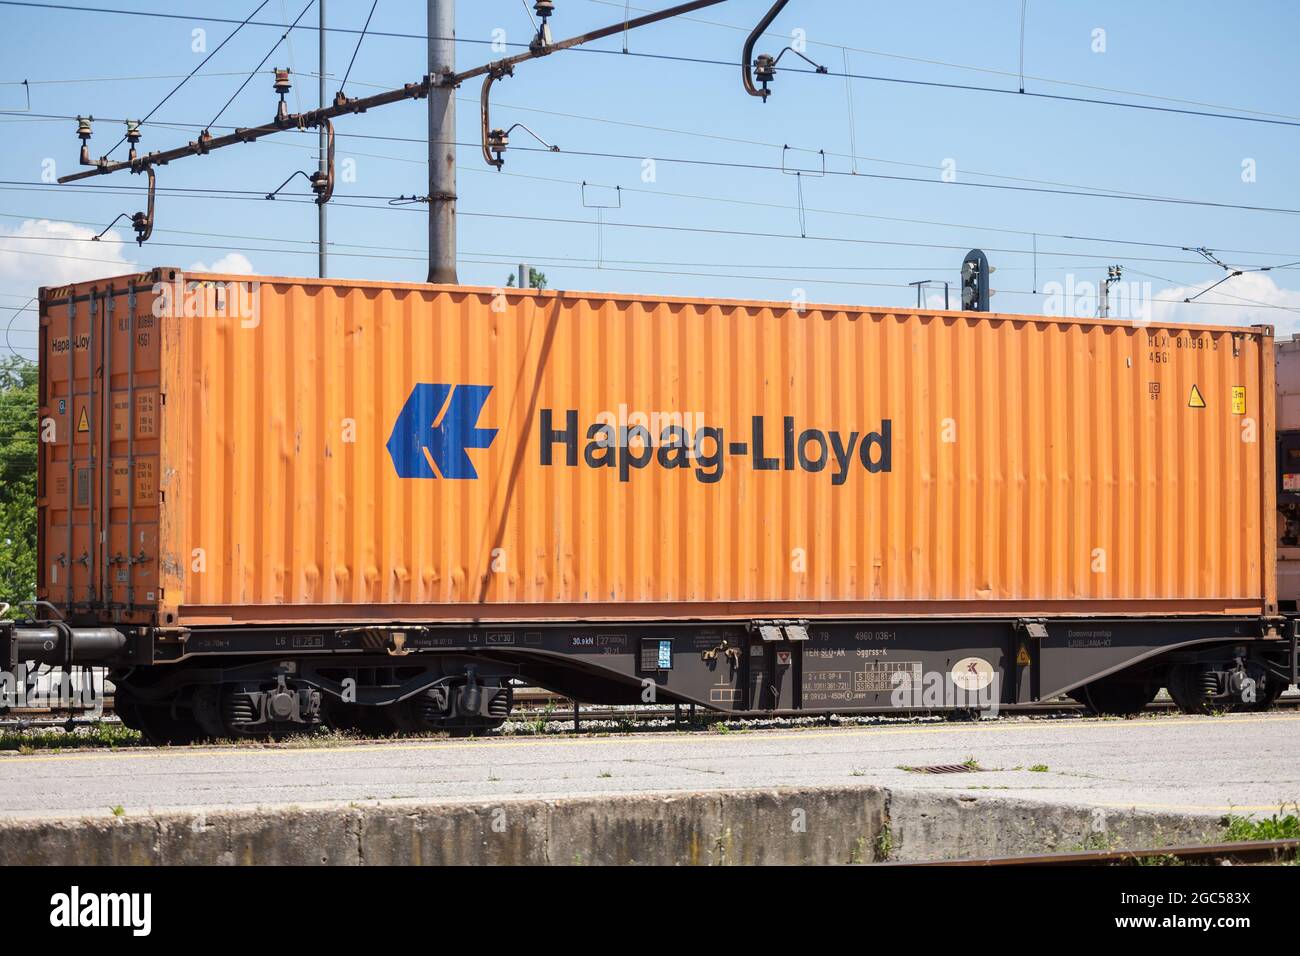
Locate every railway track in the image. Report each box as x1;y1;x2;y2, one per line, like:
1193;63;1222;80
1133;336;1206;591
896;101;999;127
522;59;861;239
505;690;1300;725
5;691;1297;734
909;838;1300;866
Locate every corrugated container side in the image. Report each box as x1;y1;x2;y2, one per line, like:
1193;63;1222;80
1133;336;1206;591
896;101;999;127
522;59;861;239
38;271;1275;625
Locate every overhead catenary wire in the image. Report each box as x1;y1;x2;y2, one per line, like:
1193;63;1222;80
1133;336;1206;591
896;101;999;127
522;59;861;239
12;144;1300;267
101;0;272;157
0;207;1224;281
1017;0;1028;93
0;70;303;87
0;102;1227;206
474;144;1300;217
583;0;1300;123
5;0;1297;127
279;0;303;116
7;102;1295;217
1123;266;1300;314
339;0;380;96
1178;247;1300;304
0;4;1294;323
5;2;1294;130
3;296;37;360
4;178;1299;272
205;0;315;133
50;0;736;191
1;240;1294;318
4;100;1289;219
0;215;1196;269
3;200;1299;314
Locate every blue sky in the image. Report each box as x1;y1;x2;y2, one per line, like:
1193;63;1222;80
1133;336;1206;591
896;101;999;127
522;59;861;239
2;0;1298;360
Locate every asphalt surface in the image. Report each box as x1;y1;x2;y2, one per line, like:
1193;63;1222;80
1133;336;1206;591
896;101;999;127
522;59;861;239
1;711;1297;821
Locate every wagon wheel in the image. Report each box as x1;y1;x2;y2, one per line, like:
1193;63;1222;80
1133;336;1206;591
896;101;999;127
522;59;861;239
115;687;204;745
1067;676;1157;717
1166;663;1287;715
1166;664;1214;715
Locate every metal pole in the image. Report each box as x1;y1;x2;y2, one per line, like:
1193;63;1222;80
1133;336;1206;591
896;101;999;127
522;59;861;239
428;0;458;284
518;262;527;289
318;0;327;278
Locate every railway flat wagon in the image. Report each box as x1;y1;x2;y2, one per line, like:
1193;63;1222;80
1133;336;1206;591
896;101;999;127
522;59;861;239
3;268;1293;740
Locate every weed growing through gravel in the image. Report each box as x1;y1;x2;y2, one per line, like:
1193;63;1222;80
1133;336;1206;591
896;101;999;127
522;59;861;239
0;721;141;752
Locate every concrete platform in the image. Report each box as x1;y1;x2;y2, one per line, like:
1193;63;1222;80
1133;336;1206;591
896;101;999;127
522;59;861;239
7;707;1300;816
0;711;1295;863
0;787;1232;865
1;710;1296;819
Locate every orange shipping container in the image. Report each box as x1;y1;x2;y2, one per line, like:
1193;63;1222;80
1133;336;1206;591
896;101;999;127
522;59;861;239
37;269;1276;628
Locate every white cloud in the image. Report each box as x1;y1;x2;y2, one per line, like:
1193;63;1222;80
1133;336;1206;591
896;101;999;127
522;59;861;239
0;218;138;291
1149;271;1300;337
923;290;954;311
186;252;256;275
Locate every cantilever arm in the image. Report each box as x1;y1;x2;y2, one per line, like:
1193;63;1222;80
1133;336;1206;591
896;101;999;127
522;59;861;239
742;0;792;99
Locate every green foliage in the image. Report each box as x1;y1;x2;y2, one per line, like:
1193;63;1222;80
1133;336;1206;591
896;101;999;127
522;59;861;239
0;721;142;752
505;268;549;290
0;356;37;616
1224;811;1300;842
874;824;893;861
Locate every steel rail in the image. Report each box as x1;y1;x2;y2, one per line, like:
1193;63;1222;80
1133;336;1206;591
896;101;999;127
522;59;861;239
904;838;1300;867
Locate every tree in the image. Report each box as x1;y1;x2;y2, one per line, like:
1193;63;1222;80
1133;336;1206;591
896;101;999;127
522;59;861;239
0;356;37;617
505;268;548;290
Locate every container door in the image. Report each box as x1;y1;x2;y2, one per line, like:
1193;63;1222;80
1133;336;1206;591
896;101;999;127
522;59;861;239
37;286;96;616
102;279;164;621
38;276;162;624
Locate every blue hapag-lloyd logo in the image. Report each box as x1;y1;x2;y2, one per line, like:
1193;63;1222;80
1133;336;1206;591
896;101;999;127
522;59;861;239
387;383;498;479
386;384;892;485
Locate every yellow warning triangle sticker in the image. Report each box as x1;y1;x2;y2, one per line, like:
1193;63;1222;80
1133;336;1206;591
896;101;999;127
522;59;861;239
1016;645;1032;666
1188;384;1206;409
76;407;89;432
